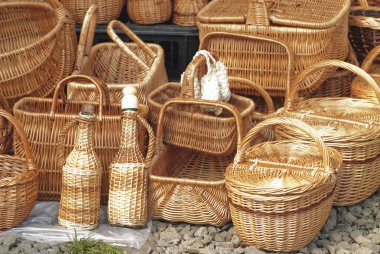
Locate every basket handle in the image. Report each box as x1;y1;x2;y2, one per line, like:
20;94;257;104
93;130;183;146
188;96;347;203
357;0;369;6
107;20;157;71
228;77;275;113
199;32;295;97
1;110;35;169
50;75;110;122
247;0;270;25
285;60;380;109
234;117;331;170
361;45;380;72
136;115;155;167
156;97;243;154
74;4;98;72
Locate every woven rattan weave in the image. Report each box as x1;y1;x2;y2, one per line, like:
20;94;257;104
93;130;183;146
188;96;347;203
127;0;172;24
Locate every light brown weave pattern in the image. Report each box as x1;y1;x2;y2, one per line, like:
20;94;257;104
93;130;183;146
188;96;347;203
0;0;76;107
0;110;39;231
149;98;246;226
277;60;380;206
68;15;168;104
127;0;172;24
147;53;254;156
13;75;148;202
226;117;341;252
108;114;155;228
172;0;209;26
197;0;350;96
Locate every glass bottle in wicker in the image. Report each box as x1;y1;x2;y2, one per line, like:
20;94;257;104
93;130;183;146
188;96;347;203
58;104;102;230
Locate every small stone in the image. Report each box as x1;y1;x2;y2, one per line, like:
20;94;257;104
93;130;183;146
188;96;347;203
3;234;17;249
336;249;350;254
327;245;336;254
214;235;224;242
233;247;245;254
215;242;233;249
166;246;179;253
311;248;324;254
207;227;217;234
371;234;380;244
357;218;368;226
199;247;216;254
231;235;241;247
186;246;200;254
299;247;310;254
354;247;374;254
201;235;213;245
330;231;342;242
194;227;208;238
355;235;371;244
218;248;234;254
192;241;205;249
19;241;32;251
350;230;362;241
168;238;180;245
244;246;266;254
344;213;357;224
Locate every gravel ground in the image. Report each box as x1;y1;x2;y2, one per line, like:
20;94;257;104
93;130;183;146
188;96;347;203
2;189;380;254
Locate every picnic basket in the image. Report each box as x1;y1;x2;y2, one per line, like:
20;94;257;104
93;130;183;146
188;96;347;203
13;75;149;202
59;0;124;24
127;0;172;24
68;13;168;104
197;0;350;96
276;60;380;206
172;0;209;26
349;0;380;60
147;53;255;156
0;110;39;230
149;98;247;226
226;117;341;252
0;0;77;107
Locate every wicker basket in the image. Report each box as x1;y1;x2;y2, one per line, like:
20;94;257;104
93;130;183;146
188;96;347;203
127;0;172;24
149;97;248;226
349;0;380;61
226;117;341;252
0;110;39;230
277;60;380;206
59;0;124;24
147;53;254;156
197;0;350;97
68;13;168;104
0;0;77;107
13;75;149;202
172;0;209;26
352;45;380;103
313;44;359;98
0;94;13;155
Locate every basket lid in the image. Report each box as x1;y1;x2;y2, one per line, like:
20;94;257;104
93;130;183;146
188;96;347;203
198;0;350;29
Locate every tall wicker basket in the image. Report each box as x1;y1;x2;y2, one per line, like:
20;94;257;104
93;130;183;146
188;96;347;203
226;117;341;252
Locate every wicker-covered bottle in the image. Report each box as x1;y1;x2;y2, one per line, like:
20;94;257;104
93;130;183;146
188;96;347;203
58;104;102;230
108;87;155;227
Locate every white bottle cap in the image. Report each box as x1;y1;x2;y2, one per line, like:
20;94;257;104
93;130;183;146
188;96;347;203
122;86;138;111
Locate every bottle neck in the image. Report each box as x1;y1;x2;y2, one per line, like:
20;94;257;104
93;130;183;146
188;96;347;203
120;111;139;148
74;118;95;151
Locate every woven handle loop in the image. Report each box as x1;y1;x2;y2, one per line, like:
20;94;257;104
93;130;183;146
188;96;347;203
285;60;380;109
0;110;35;169
199;32;295;95
107;20;157;71
156;97;243;154
234;117;331;170
50;75;110;122
136;115;155;167
361;45;380;72
247;0;270;25
74;4;98;72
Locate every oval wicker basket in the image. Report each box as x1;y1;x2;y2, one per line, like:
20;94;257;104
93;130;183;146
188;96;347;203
0;110;39;230
0;0;77;107
127;0;172;24
226;117;341;252
172;0;209;26
277;60;380;206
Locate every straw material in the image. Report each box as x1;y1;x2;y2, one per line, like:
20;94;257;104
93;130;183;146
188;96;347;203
277;60;380;206
13;75;148;202
226;117;340;252
60;0;124;24
172;0;209;26
0;94;12;155
197;0;350;96
68;15;168;104
127;0;172;24
147;53;254;156
0;0;77;107
58;113;102;230
149;97;247;226
108;114;155;228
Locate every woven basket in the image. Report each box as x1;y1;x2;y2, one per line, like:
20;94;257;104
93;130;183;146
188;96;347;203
0;94;13;155
13;75;149;202
349;0;380;61
352;45;380;102
197;0;350;97
277;60;380;206
226;117;341;252
149;97;248;226
59;0;124;24
147;53;254;156
0;0;77;107
68;13;168;104
0;110;39;230
127;0;172;24
172;0;209;26
313;44;359;98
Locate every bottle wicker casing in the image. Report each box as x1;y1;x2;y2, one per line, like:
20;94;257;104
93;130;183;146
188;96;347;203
58;105;102;230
